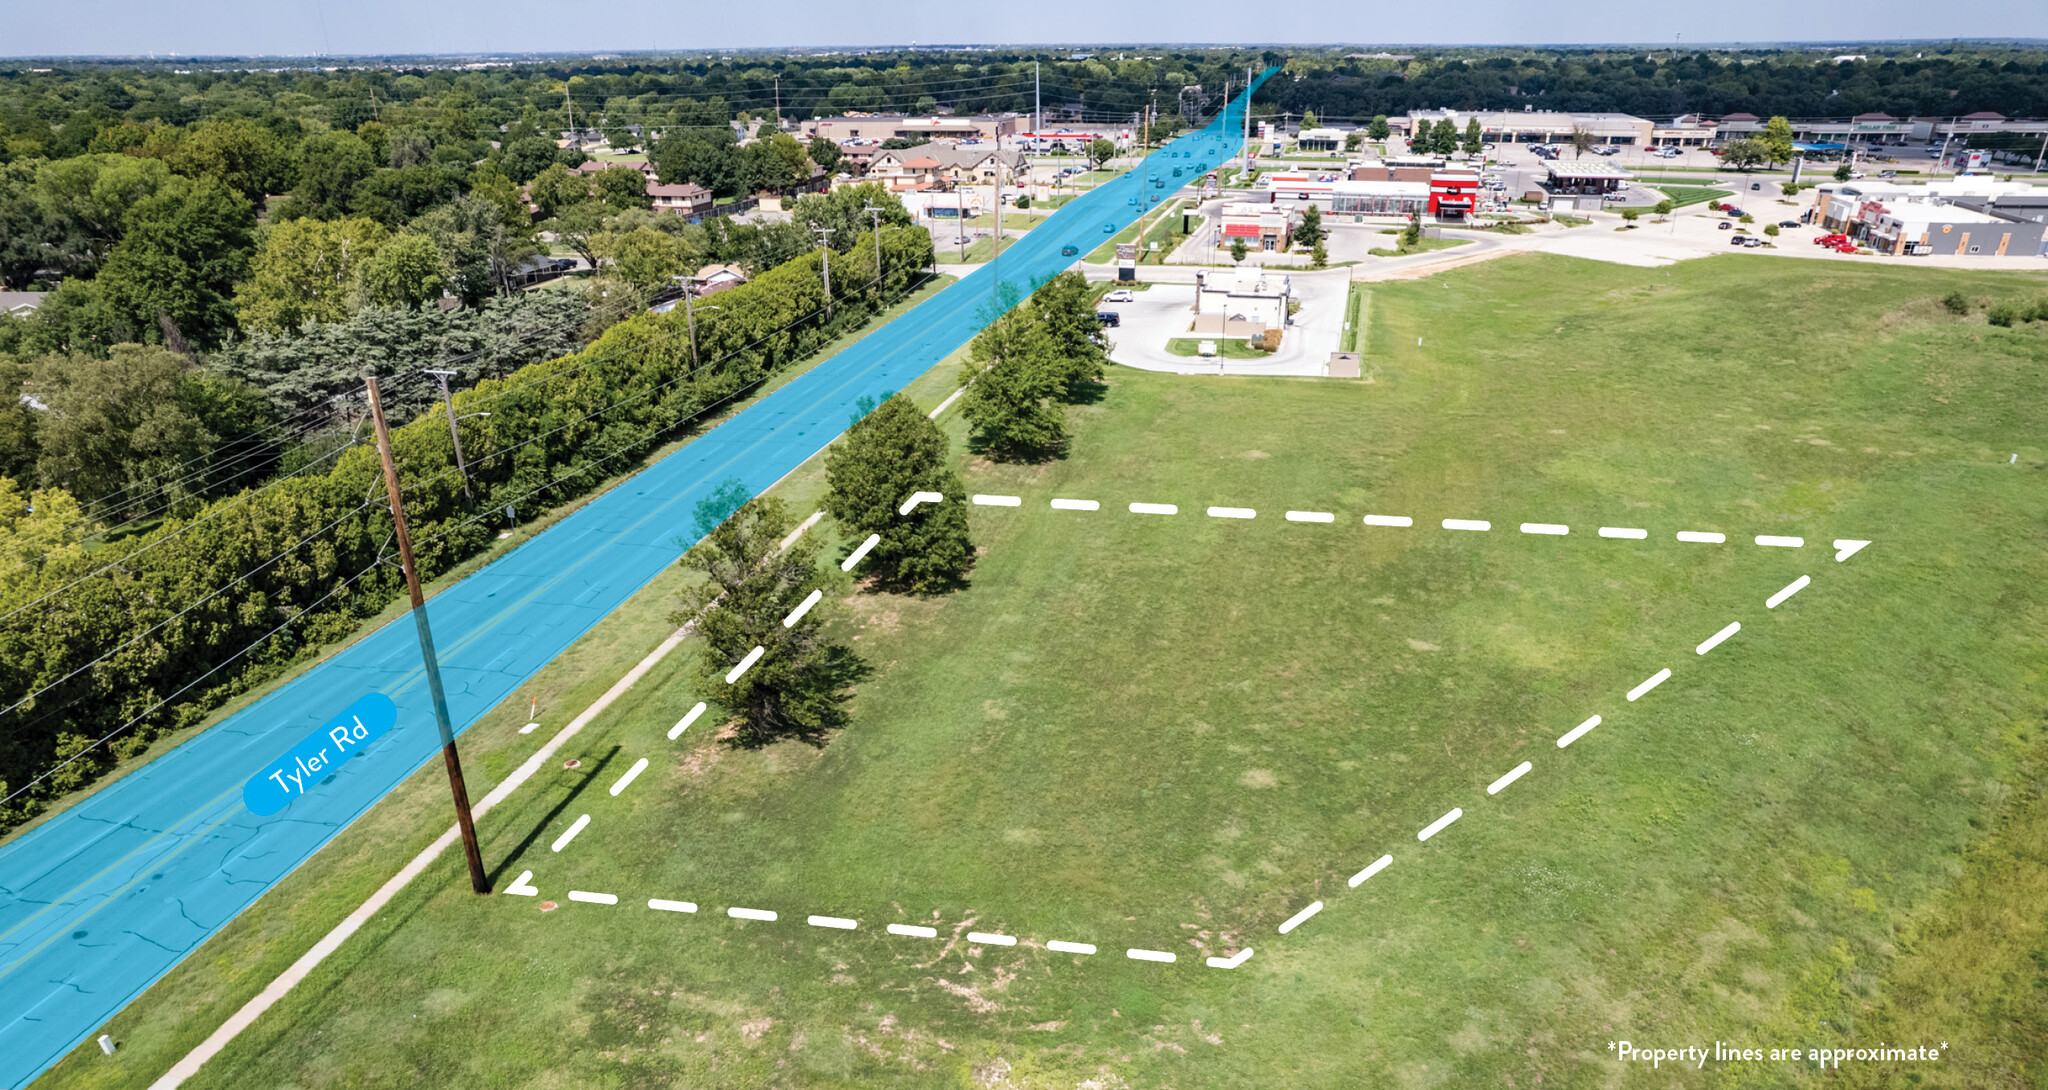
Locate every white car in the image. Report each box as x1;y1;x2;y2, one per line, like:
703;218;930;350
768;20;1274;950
1101;289;1135;303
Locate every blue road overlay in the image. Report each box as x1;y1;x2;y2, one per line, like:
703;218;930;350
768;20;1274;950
0;69;1271;1088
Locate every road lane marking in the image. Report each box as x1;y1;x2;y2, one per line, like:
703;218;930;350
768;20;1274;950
1207;506;1256;519
972;494;1021;506
648;899;697;913
1363;514;1413;527
1285;510;1335;522
1442;519;1491;532
1048;940;1097;954
1520;523;1569;536
668;702;707;740
1599;526;1648;539
568;890;616;905
1677;531;1725;543
807;915;858;930
1755;535;1803;548
967;931;1017;946
887;924;938;938
1129;502;1178;515
1050;498;1099;511
728;907;777;921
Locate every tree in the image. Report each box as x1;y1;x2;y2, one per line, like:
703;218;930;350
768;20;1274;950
159;118;293;201
1718;139;1768;171
1301;109;1319;130
1368;115;1391;142
292;130;377;219
1763;223;1780;238
1023;272;1107;398
959;311;1064;460
677;494;855;747
412;195;535;304
791;183;912;256
1462;117;1484;157
1621;207;1641;223
97;175;256;349
1834;161;1854;181
1087;138;1115;168
1230;235;1248;264
234;216;388;333
33;153;174;263
354;231;448;310
347;163;465;226
1761;116;1796;167
808;136;843;175
742;132;814;194
528;162;587;219
651;127;743;197
467;163;530;229
1781;181;1803;197
1569;127;1595;159
591;165;652;211
1653;198;1674;219
1297;204;1324;250
821;393;974;592
1431;120;1459;158
498;136;561;184
592;225;694;293
1409;118;1431;152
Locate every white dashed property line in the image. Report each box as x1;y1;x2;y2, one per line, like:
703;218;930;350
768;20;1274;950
1363;514;1413;527
783;589;823;627
1755;535;1804;548
648;899;698;913
728;907;777;922
1285;510;1335;523
568;890;617;905
608;758;649;797
1417;809;1463;841
1047;940;1097;955
1205;947;1255;969
840;533;881;571
550;814;591;852
1696;621;1741;655
1207;506;1257;519
1627;668;1672;701
1442;519;1491;532
1676;531;1725;544
1766;575;1810;609
1833;539;1869;562
668;702;706;740
972;494;1022;507
1348;855;1393;888
1487;761;1533;795
1050;498;1099;511
808;915;859;930
725;645;765;684
1278;901;1324;934
1520;523;1569;536
1598;526;1648;539
967;931;1017;946
1127;948;1177;963
1129;502;1178;515
898;491;944;515
505;870;539;896
1557;714;1602;748
887;923;938;938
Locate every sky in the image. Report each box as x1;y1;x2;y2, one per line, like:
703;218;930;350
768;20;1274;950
6;0;2046;57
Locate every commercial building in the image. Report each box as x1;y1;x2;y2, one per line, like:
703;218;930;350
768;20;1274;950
1867;205;2041;257
1651;116;1718;147
1812;179;2048;256
1192;268;1292;335
801;113;1024;145
1714;112;1929;145
1296;127;1347;152
1428;169;1480;219
1399;109;1655;146
1331;180;1430;216
867;142;1025;188
1220;202;1293;251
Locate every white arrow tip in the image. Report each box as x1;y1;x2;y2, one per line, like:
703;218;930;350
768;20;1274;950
1832;539;1870;562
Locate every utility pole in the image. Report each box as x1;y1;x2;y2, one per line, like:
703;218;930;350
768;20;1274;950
774;78;781;128
811;227;835;318
862;202;884;284
421;368;474;504
365;374;490;896
1034;62;1041;153
990;128;1003;285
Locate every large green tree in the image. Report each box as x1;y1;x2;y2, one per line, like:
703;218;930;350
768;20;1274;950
1760;116;1796;168
591;225;694;293
677;495;855;747
822;393;974;592
96;175;256;348
291;130;376;220
234;216;387;333
354;231;448;310
959;310;1065;460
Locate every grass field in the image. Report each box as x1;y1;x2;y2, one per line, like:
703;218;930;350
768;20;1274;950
1368;236;1471;257
44;255;2048;1089
934;236;1025;265
1164;335;1267;358
1656;185;1737;208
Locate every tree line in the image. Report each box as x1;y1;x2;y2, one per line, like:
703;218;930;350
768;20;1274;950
0;218;934;833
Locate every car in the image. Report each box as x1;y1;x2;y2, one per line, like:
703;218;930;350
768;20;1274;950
1094;311;1121;326
1060;244;1078;256
1730;235;1748;246
1172;167;1183;176
1726;208;1744;217
1154;179;1164;187
1149;193;1160;203
1101;289;1135;303
1128;196;1140;206
1719;221;1734;230
1103;223;1116;233
1778;220;1800;229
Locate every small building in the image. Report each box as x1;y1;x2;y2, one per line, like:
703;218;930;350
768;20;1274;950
1544;160;1631;195
1220;202;1292;251
1296;127;1347;152
1192;268;1292;335
1330;180;1429;216
0;292;43;315
691;264;749;295
571;159;658;182
867;142;1024;187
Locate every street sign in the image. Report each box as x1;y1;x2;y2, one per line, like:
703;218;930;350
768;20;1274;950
1115;243;1139;261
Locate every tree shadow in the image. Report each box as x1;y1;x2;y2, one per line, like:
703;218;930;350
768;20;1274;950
962;429;1068;465
1062;377;1111;406
485;744;619;887
718;644;874;752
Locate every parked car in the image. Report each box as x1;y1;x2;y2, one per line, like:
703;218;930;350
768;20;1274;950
1778;220;1801;229
1102;289;1135;303
1095;311;1121;327
1719;221;1734;230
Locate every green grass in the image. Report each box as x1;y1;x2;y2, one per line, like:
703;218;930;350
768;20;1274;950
934;235;1025;264
1164;336;1268;358
45;256;2048;1089
1368;236;1471;257
1341;283;1370;353
1655;185;1736;208
962;213;1038;230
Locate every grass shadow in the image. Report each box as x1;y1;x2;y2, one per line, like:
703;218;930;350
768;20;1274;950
486;744;619;885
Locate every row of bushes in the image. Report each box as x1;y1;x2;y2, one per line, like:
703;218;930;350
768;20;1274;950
0;226;936;831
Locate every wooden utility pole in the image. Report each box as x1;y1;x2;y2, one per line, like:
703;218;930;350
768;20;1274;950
422;369;474;504
811;227;835;318
366;374;490;895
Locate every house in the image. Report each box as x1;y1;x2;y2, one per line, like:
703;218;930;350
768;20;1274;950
0;292;43;315
1192;268;1292;335
802;113;1023;145
691;264;748;295
649;182;714;217
866;142;1024;189
571;159;658;182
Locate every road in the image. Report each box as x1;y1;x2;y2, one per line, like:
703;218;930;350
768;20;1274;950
0;73;1277;1089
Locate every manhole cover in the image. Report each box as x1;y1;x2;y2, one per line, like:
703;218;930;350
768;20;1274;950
563;759;581;769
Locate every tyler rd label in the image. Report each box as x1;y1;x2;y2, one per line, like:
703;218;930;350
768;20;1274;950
242;693;398;816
